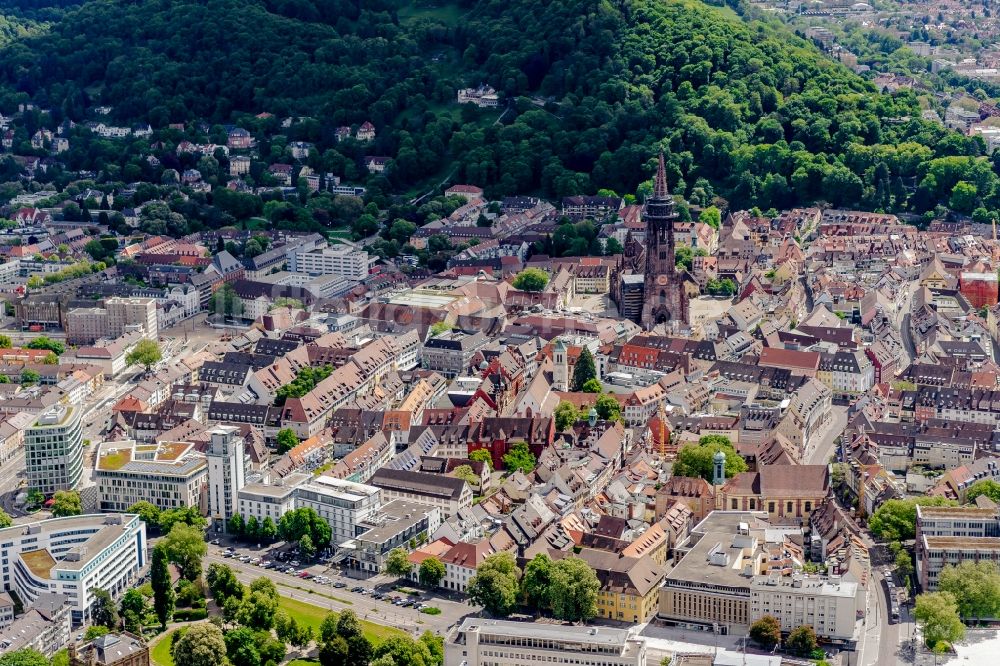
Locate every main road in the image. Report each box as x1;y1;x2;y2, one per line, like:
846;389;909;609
203;550;477;636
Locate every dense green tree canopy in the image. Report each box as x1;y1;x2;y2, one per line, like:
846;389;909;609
468;552;521;616
869;496;957;541
671;435;747;482
0;0;989;218
915;591;965;650
938;560;1000;620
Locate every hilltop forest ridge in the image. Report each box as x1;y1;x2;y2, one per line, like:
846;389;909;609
0;0;993;222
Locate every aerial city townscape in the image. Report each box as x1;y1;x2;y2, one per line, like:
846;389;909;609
4;1;1000;666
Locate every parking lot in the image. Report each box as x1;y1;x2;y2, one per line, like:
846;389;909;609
216;545;458;621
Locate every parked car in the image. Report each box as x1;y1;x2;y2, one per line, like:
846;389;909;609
334;582;347;588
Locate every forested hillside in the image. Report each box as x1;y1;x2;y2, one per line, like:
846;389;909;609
0;0;995;219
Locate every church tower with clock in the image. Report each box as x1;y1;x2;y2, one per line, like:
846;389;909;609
641;152;688;329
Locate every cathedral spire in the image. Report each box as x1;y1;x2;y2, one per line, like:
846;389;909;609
654;151;668;198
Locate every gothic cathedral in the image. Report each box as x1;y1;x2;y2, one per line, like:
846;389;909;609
640;152;689;328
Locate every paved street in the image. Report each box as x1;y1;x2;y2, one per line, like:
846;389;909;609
806;404;849;465
204;549;477;636
894;280;920;368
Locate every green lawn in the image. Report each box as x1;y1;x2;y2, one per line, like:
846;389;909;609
278;595;404;645
286;661;319;666
150;629;176;666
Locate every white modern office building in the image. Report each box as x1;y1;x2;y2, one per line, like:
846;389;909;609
445;619;648;666
0;514;146;626
94;440;208;513
288;244;369;280
206;425;246;532
294;475;381;547
25;405;83;494
237;472;309;525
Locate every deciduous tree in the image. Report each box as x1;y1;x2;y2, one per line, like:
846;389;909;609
512;268;549;292
915;591;965;650
671;436;746;481
548;557;600;622
385;547;412;577
870;497;957;541
163;523;208;581
502;441;536;474
126;339;162;372
468;552;521;617
785;625;817;656
51;490;81;517
938;560;1000;620
172;623;227;666
750;615;781;649
419;557;445;587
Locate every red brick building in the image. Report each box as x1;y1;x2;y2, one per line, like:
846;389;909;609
960;272;999;309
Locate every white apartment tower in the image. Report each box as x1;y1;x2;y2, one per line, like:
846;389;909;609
25;405;83;493
206;425;245;532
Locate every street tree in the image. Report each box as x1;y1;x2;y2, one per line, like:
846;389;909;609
0;335;10;348
158;505;207;531
163;523;208;581
227;513;245;537
20;369;39;386
126;339;162;372
0;508;11;528
128;501;161;531
915;591;966;650
582;378;602;393
419;557;446;587
260;516;277;542
298;533;315;560
238;588;278;631
468;552;521;617
151;544;175;629
385;547;412;577
278;507;332;549
207;563;245;605
172;623;228;666
785;625;817;657
245;515;259;540
750;615;781;649
895;549;914;580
